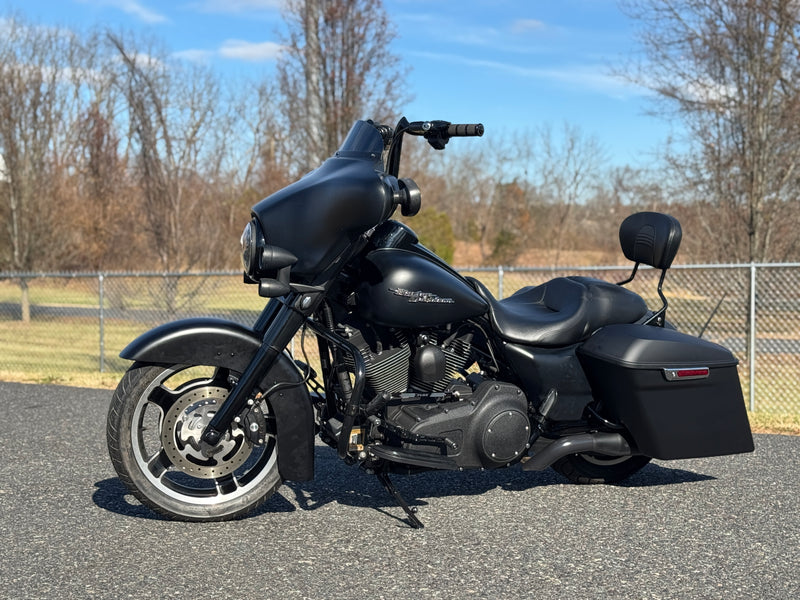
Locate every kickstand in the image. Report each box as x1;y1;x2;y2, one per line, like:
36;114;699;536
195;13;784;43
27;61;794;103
376;471;424;529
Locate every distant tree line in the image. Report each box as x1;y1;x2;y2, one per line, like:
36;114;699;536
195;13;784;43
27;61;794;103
2;0;800;289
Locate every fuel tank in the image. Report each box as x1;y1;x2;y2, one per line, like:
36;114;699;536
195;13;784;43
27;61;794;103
356;247;488;328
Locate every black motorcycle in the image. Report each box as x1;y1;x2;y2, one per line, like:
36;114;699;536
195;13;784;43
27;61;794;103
107;118;754;527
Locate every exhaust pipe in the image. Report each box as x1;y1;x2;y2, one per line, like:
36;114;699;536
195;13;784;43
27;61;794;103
521;432;632;471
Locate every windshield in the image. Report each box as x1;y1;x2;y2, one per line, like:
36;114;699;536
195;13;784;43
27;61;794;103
337;120;386;155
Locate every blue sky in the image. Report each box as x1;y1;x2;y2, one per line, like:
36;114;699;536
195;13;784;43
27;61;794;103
4;0;672;167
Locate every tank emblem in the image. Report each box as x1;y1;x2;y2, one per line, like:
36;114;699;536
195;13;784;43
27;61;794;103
390;287;455;304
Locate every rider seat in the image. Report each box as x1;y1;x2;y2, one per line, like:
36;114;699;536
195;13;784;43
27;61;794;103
469;276;647;346
470;212;682;346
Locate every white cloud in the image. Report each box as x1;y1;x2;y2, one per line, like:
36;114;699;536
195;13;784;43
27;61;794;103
409;50;639;98
395;13;558;56
172;48;215;63
187;0;283;14
511;19;547;34
681;79;735;107
78;0;168;24
120;1;168;24
112;51;165;70
0;16;79;40
171;40;283;64
219;39;283;62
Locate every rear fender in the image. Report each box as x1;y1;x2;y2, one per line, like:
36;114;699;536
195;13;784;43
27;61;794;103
121;318;315;481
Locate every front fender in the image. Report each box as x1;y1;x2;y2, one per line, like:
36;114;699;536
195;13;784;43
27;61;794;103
120;317;263;372
121;317;315;482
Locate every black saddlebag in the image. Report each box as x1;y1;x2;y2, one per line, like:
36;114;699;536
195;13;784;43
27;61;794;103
577;324;754;460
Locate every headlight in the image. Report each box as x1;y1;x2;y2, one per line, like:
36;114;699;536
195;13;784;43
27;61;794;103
241;218;297;294
240;219;260;276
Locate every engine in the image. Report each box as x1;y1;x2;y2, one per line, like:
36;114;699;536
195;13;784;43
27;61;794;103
342;322;475;395
384;379;531;469
340;321;531;469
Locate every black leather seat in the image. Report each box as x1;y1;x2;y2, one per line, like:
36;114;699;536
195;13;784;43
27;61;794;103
469;276;648;347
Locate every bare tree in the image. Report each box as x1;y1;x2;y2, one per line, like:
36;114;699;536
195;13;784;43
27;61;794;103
60;30;134;271
441;142;509;264
277;0;409;173
0;16;88;320
66;99;131;270
109;33;230;268
515;123;607;266
108;32;234;310
621;0;800;263
400;124;605;267
230;80;293;201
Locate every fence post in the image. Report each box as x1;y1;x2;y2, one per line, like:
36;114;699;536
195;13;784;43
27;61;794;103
748;263;756;411
498;266;504;299
99;273;105;373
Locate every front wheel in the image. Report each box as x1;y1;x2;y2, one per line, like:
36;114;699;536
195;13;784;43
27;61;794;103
551;454;651;484
107;362;282;521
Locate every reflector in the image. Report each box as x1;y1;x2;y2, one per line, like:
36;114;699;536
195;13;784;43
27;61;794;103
663;367;710;381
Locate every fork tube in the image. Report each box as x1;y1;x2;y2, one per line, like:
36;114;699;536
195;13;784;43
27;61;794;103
253;298;283;336
201;295;305;447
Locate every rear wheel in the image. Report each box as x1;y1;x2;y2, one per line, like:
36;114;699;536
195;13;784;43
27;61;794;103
551;454;651;484
107;362;282;521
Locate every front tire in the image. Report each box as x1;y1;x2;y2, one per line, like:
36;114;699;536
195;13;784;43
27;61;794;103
107;362;282;521
551;454;651;484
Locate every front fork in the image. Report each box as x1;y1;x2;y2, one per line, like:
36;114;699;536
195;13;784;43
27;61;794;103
200;290;321;448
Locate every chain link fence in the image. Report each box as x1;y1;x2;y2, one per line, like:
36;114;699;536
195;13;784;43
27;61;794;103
1;264;798;414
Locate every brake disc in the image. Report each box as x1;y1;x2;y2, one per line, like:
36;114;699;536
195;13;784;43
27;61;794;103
160;386;251;479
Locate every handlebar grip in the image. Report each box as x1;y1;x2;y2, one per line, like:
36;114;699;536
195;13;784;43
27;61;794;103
447;123;484;137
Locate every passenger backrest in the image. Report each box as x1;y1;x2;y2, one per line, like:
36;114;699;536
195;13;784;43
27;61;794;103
619;211;682;270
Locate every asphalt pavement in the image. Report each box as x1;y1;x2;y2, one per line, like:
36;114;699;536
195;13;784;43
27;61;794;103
0;381;797;600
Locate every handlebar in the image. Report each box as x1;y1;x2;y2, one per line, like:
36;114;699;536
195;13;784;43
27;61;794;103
385;117;485;177
447;123;484;137
402;120;484;139
402;119;484;151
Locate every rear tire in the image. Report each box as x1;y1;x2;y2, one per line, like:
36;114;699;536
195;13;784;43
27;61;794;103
551;454;651;484
107;362;283;521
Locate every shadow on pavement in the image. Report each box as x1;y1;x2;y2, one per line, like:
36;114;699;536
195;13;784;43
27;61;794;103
93;444;714;522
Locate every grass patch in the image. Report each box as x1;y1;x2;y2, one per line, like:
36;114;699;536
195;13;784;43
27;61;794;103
0;275;267;313
0;278;100;306
0;318;148;373
748;412;800;436
0;369;126;389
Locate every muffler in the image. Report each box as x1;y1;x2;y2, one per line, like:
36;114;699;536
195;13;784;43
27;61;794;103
521;432;632;471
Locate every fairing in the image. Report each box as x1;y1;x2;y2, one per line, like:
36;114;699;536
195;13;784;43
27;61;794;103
251;121;395;283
